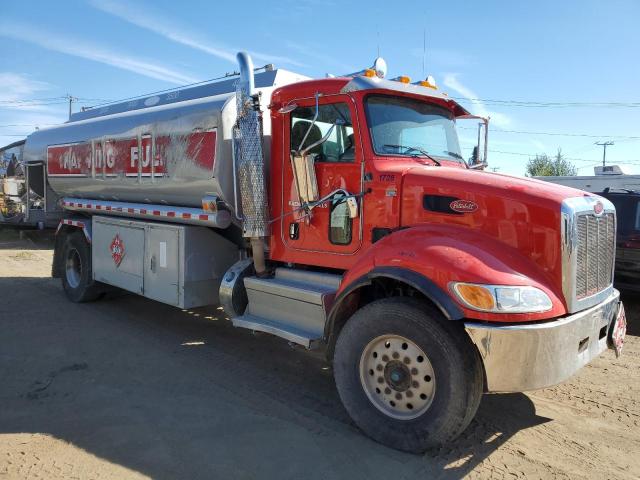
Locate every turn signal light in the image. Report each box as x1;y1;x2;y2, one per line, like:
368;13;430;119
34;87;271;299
453;284;495;310
451;282;553;313
364;69;376;78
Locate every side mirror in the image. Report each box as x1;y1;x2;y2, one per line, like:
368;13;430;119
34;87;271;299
457;115;489;170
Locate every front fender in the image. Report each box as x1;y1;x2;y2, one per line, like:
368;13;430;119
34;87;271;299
337;224;566;323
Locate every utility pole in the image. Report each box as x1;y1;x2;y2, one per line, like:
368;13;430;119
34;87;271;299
595;141;614;167
66;94;77;120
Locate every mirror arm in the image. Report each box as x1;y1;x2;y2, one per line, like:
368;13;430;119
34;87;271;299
297;92;321;152
468;162;488;170
300;123;336;156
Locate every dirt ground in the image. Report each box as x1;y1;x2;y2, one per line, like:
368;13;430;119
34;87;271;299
0;229;638;480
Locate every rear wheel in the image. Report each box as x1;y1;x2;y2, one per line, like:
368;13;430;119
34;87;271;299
61;231;102;303
333;297;483;453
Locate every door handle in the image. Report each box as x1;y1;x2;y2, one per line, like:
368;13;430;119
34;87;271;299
150;255;156;273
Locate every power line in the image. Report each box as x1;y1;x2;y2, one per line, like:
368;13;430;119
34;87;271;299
488;149;640;163
450;96;640;108
458;125;640;140
0;96;68;104
0;124;57;128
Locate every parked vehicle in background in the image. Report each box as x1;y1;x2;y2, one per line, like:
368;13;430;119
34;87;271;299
0;139;62;228
21;52;626;452
540;165;640;291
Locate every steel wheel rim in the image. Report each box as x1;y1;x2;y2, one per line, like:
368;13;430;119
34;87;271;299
65;248;82;289
359;334;436;420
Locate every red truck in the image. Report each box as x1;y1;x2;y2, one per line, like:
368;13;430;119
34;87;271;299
22;52;626;452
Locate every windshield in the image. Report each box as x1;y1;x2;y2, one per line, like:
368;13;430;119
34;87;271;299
365;95;464;163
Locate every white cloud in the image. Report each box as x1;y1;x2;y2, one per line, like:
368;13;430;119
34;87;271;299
0;73;67;141
0;72;56;110
443;73;511;128
0;73;50;102
0;22;198;85
91;0;307;68
284;42;356;74
409;48;474;70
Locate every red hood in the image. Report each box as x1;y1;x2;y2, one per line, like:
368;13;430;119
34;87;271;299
404;165;589;207
398;165;594;302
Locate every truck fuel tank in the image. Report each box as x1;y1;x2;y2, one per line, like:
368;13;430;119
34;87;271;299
22;68;308;215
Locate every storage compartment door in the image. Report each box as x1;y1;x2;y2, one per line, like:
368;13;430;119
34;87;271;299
93;218;145;294
145;225;180;306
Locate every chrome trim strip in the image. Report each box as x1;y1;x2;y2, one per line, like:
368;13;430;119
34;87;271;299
465;289;620;392
62;197;231;228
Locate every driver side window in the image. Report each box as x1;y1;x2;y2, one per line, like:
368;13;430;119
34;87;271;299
290;102;354;162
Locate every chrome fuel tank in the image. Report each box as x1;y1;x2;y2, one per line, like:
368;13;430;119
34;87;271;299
23;69;307;215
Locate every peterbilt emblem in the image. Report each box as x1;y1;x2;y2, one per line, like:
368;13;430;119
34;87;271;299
450;199;478;213
110;234;125;267
593;201;604;215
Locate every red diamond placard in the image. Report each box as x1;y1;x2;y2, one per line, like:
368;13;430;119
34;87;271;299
110;234;125;267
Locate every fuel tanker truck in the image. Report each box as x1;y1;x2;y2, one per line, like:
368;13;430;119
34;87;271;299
22;52;627;452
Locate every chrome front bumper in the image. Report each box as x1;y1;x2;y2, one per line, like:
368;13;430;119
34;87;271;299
465;289;620;392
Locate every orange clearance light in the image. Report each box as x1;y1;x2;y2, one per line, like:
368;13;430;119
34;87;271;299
418;75;438;89
364;69;376;78
392;75;411;83
454;284;495;310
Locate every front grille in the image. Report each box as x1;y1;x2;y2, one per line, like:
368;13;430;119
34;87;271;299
575;212;615;298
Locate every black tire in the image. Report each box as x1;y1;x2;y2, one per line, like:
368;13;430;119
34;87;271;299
333;297;483;453
61;231;103;303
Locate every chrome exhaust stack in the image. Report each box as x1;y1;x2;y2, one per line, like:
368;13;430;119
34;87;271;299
233;52;269;275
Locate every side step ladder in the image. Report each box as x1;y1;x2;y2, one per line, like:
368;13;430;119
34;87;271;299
232;268;342;348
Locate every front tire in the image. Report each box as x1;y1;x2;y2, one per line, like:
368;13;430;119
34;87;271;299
61;231;102;303
333;297;483;453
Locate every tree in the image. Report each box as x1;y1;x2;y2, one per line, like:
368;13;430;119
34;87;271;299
526;148;577;177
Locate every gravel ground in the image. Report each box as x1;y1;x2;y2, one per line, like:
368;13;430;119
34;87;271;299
0;229;638;479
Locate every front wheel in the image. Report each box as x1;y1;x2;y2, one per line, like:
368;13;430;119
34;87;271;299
333;297;483;453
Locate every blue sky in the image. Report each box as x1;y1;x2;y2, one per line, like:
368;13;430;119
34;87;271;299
1;0;638;176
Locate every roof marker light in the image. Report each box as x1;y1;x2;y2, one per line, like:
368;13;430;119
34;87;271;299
414;75;438;89
392;75;411;84
346;57;387;79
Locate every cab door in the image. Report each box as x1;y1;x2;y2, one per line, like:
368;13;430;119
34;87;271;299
281;95;363;256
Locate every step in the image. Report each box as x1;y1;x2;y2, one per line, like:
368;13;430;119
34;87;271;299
232;314;319;348
233;268;342;347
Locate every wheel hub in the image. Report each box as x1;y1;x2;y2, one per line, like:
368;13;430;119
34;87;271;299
384;361;411;391
359;334;436;420
65;248;82;289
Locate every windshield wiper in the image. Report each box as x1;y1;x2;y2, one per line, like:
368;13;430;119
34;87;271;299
382;144;441;166
445;151;464;160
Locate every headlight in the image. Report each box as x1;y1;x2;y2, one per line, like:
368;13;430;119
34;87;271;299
450;282;553;313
